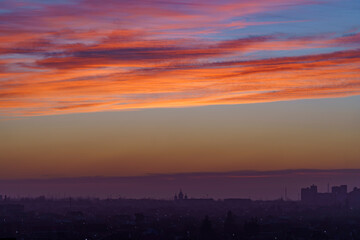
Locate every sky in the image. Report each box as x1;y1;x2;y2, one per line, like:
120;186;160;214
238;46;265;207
0;0;359;197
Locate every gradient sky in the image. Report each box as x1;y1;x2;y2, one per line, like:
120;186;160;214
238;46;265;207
0;0;360;182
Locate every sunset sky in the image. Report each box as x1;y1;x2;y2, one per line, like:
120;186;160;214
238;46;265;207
0;0;360;184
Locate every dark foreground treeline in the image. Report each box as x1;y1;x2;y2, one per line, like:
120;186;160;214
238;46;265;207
1;197;360;240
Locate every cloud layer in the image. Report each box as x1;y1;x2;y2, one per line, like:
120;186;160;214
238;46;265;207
0;0;359;116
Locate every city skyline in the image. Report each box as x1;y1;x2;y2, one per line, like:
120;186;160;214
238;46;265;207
1;169;360;200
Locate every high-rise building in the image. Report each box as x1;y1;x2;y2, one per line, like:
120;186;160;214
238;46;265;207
301;185;317;204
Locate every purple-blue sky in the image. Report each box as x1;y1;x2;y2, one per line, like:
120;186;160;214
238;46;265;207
0;0;359;196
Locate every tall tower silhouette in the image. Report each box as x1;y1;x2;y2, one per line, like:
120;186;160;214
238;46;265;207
178;189;184;200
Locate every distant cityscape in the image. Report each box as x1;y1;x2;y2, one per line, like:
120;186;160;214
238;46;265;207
301;185;360;207
2;184;360;206
1;184;360;239
171;184;360;207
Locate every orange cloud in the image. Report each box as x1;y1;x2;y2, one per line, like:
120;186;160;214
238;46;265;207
0;0;359;116
1;47;359;116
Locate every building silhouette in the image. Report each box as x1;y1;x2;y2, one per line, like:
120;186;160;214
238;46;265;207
301;184;360;207
174;190;214;204
348;187;360;207
301;185;318;204
174;189;186;201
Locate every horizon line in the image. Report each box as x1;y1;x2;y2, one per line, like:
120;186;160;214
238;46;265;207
1;168;360;183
